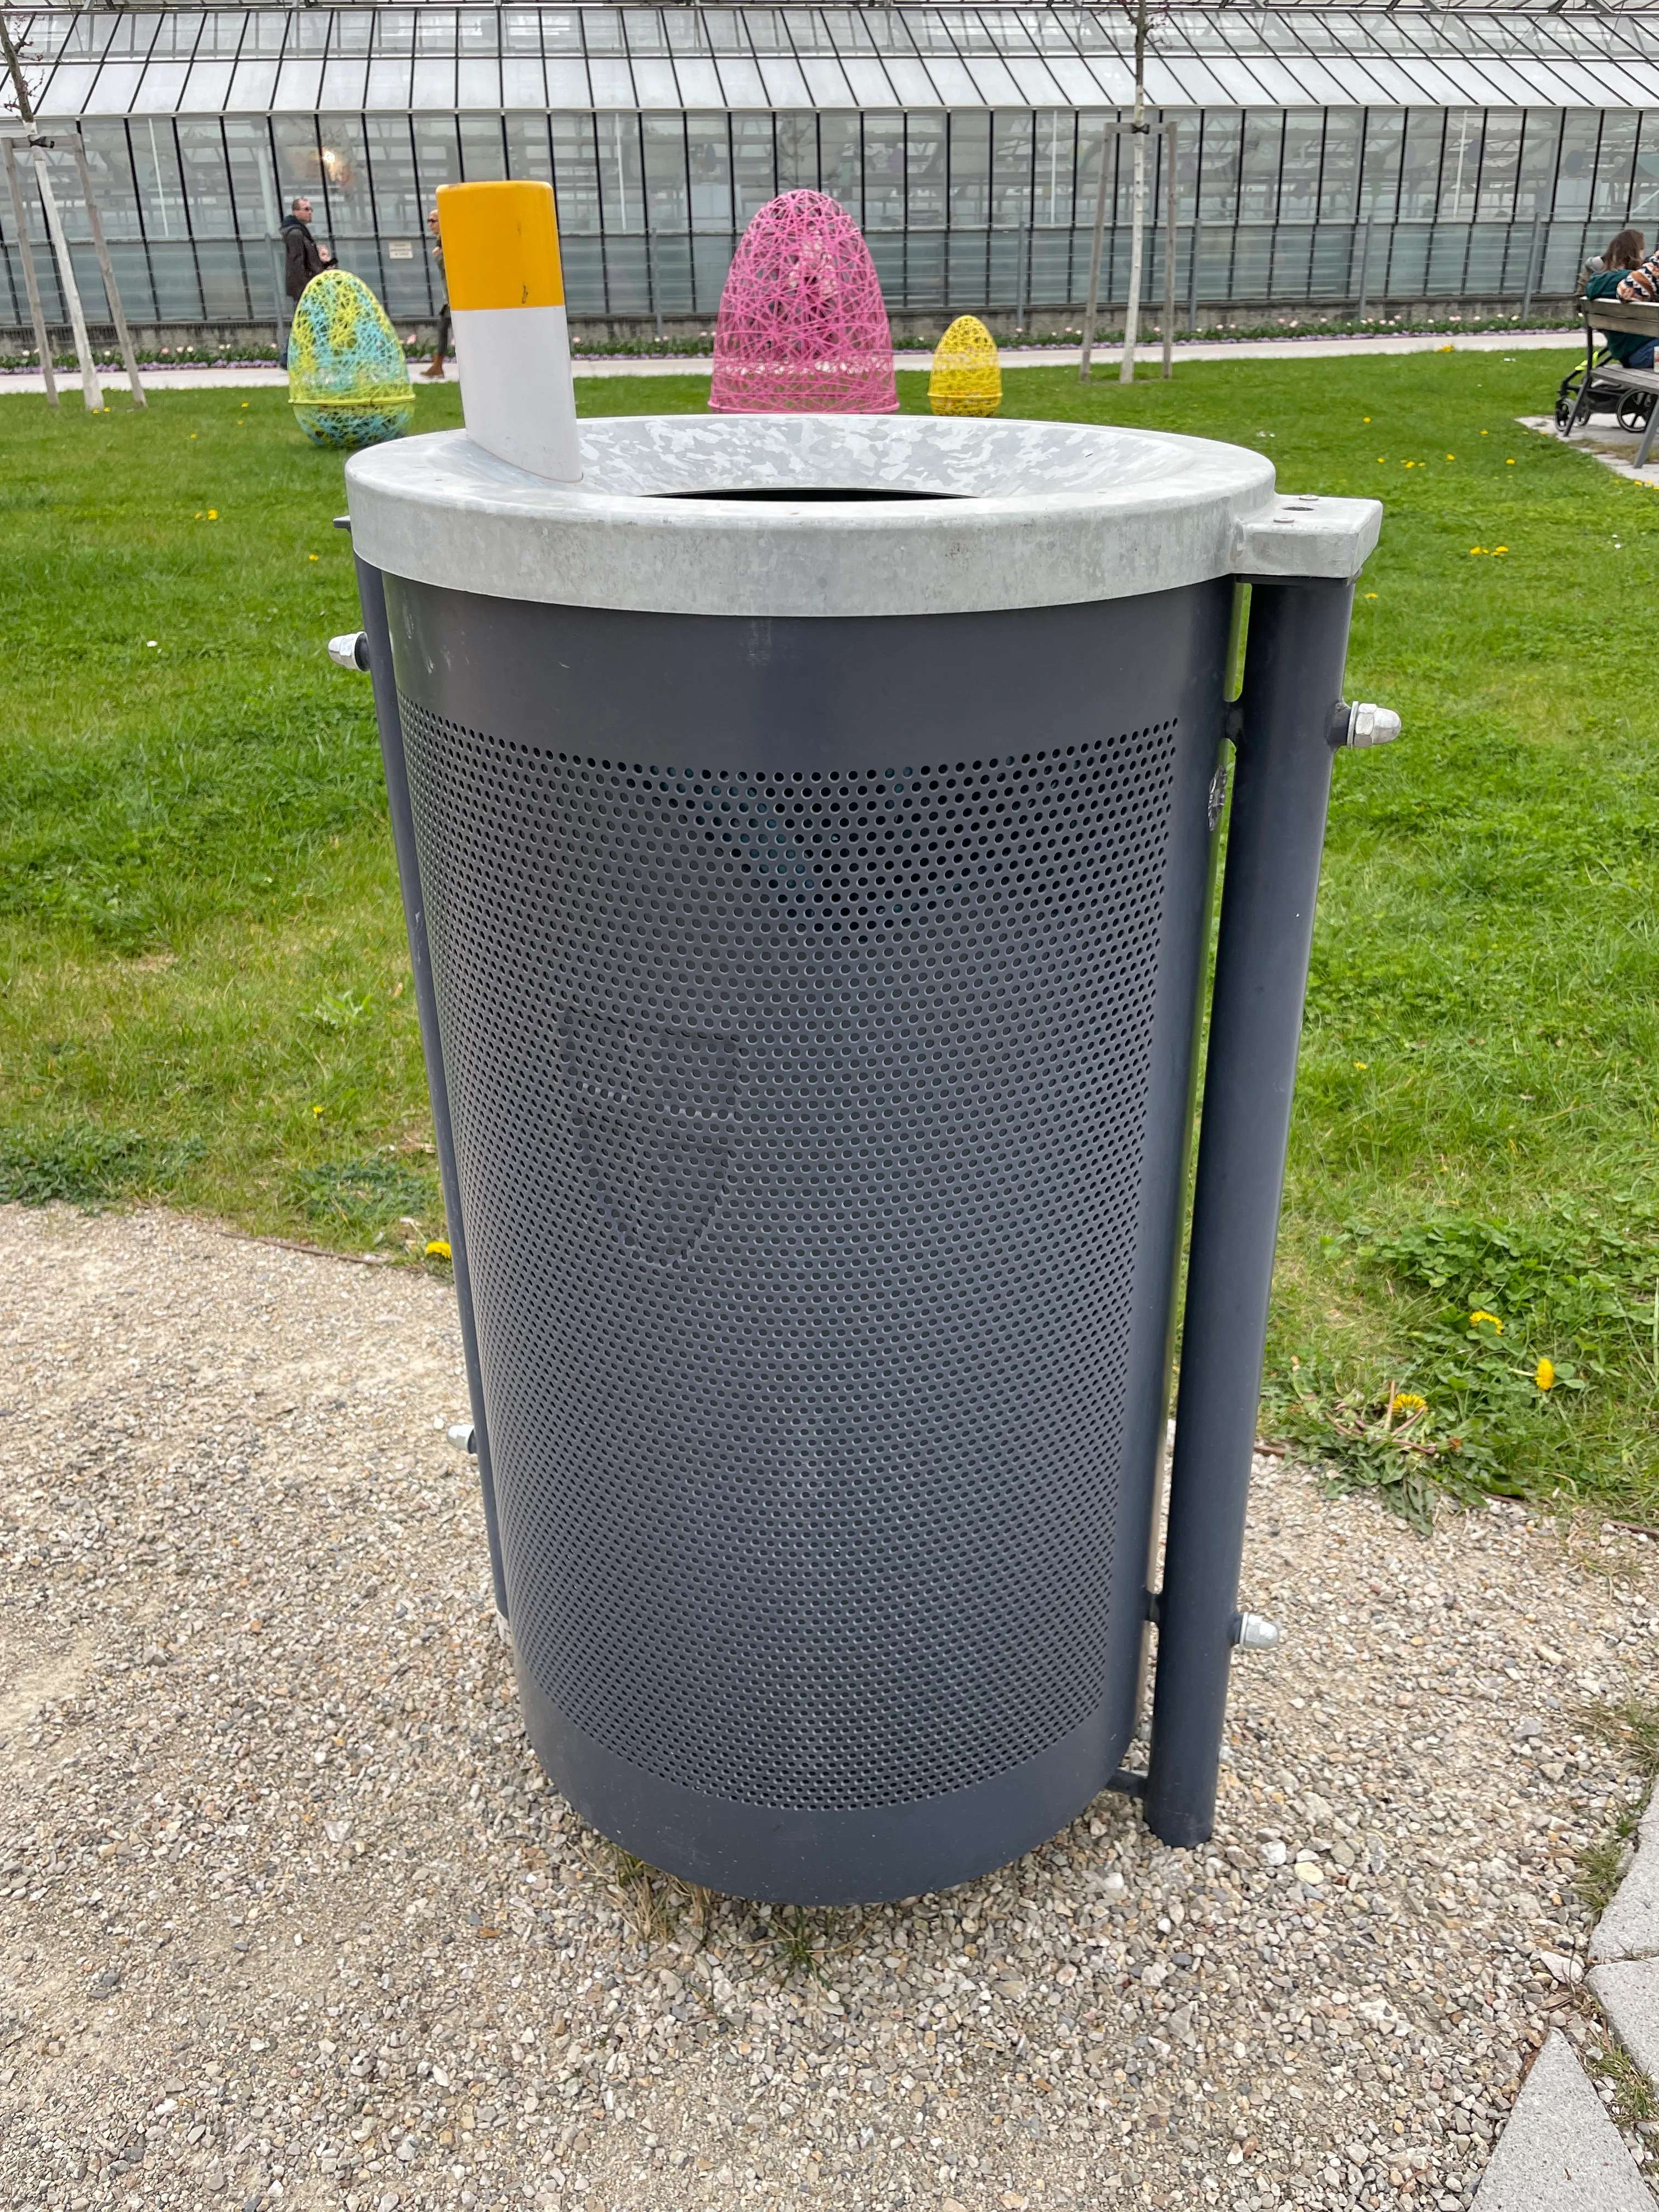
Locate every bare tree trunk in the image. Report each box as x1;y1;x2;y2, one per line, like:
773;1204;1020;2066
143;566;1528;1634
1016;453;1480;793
1119;0;1150;387
1;13;101;411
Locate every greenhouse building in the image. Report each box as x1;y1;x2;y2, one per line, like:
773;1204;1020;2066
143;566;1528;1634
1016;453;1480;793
4;1;1658;342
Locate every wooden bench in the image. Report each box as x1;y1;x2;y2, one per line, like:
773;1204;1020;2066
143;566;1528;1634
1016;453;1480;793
1570;293;1659;467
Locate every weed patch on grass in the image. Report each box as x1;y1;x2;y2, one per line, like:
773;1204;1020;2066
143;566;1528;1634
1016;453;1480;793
289;1156;439;1240
0;1120;201;1207
1267;1211;1659;1521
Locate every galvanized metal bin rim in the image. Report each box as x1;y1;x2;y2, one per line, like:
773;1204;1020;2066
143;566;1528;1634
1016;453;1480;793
346;415;1380;620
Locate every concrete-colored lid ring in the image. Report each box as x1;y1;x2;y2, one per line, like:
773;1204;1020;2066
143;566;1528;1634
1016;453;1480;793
346;414;1380;618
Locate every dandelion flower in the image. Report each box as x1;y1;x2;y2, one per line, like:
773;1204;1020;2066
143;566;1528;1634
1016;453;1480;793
1470;546;1486;556
1391;1392;1427;1416
1353;1060;1369;1070
426;1239;452;1261
1364;591;1378;599
207;509;219;520
1469;1310;1503;1333
1506;458;1515;465
1445;453;1454;461
1493;545;1508;555
1534;1358;1555;1391
309;554;319;562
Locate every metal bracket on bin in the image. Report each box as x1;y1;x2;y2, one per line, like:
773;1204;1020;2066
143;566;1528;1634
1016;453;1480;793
1231;494;1383;583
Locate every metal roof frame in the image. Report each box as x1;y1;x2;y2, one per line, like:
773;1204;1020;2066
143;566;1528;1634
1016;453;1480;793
18;5;1659;118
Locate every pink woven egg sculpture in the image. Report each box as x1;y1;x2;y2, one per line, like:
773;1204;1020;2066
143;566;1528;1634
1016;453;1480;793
710;190;898;416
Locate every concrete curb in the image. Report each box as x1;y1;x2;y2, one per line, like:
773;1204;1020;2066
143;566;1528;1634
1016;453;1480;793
1471;2034;1652;2210
1475;1794;1659;2207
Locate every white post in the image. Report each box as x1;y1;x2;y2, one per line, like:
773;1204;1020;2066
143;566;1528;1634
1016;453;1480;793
1119;0;1150;386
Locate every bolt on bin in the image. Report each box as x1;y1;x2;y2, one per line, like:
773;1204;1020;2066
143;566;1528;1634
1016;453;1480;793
335;183;1390;1908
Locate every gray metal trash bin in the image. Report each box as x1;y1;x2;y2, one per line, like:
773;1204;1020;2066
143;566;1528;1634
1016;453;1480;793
343;414;1385;1905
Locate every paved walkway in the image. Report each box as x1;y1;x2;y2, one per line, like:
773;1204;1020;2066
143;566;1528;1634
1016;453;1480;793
0;325;1579;397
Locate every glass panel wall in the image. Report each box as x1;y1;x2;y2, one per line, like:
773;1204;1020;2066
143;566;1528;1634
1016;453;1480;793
4;91;1652;335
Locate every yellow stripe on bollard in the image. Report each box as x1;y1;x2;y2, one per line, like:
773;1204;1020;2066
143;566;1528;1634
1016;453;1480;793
438;180;565;312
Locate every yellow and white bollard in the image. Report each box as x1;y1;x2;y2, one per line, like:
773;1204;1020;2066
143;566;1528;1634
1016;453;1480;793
436;179;580;483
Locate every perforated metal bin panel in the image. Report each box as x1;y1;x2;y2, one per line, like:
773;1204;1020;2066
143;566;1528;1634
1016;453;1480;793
382;577;1230;1904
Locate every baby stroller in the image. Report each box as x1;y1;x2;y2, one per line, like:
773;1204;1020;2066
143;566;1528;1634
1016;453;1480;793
1555;347;1655;438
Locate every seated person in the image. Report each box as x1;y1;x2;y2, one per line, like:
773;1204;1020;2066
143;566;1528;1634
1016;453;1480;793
1599;230;1658;369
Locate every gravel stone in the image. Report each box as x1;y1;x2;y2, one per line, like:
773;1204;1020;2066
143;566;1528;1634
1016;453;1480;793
3;1203;1655;2211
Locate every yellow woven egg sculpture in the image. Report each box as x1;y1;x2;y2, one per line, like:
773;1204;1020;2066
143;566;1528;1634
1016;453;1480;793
928;315;1001;417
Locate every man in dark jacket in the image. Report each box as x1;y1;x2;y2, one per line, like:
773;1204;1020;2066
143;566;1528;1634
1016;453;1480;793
279;197;332;364
283;196;332;298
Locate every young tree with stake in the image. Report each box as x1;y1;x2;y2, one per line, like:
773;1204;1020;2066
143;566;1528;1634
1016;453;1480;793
1080;0;1166;386
1;9;101;410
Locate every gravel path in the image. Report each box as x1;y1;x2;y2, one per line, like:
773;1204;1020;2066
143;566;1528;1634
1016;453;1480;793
3;1203;1654;2212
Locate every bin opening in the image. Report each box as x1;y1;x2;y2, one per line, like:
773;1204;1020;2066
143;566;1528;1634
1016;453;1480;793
659;486;962;504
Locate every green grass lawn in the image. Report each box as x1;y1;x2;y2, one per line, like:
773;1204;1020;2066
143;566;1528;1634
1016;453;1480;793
5;352;1658;1518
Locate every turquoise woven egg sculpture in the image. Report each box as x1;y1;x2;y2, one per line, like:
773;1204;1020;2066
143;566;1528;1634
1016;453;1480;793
287;269;414;452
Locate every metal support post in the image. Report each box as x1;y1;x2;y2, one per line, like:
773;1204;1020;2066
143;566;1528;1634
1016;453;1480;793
1079;114;1110;382
1355;220;1371;323
1187;218;1201;336
256;138;288;356
354;557;512;1628
1160;121;1177;380
3;139;56;405
69;134;144;407
647;226;663;342
1144;577;1357;1849
1521;215;1542;323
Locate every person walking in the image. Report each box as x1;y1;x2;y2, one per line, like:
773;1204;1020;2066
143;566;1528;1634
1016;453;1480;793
280;195;333;365
423;204;450;380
